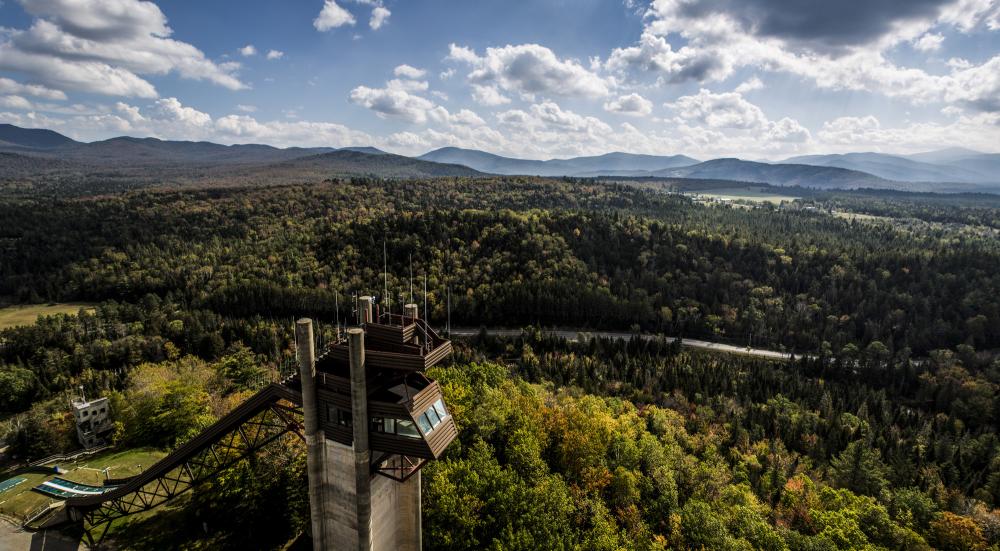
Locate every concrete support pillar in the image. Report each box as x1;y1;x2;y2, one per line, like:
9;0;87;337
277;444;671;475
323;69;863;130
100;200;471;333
296;318;326;551
398;470;422;551
360;296;374;325
349;328;372;551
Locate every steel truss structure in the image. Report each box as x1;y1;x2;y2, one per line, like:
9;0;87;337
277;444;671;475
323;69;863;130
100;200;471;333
374;453;426;482
66;384;304;547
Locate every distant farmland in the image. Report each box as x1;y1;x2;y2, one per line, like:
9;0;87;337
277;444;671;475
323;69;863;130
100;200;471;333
0;303;96;330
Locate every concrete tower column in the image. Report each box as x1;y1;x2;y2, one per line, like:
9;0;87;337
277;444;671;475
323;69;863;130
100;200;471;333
296;318;327;551
360;296;374;324
349;327;372;551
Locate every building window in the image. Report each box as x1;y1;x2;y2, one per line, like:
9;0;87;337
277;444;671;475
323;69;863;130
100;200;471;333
432;399;448;420
338;409;353;428
416;413;433;435
396;419;420;438
371;417;396;434
416;400;448;436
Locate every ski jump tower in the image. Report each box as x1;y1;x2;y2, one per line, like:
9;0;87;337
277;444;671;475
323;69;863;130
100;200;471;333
296;297;456;551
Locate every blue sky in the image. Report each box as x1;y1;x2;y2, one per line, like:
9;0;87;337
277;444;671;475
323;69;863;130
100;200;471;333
1;0;998;159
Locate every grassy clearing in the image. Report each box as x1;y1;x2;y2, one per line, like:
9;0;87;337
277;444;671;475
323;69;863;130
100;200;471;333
687;186;800;205
0;471;56;522
833;211;895;223
58;449;166;486
0;448;167;522
0;303;96;331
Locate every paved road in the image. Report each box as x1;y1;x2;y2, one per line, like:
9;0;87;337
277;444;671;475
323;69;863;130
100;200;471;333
449;328;804;361
0;519;80;551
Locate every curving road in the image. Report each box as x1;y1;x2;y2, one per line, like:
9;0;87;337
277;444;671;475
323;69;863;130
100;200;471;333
449;328;805;361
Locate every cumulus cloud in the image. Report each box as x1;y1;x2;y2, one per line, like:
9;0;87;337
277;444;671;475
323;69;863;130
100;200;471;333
153;97;211;127
665;89;810;142
735;76;764;93
0;0;247;97
349;85;436;123
603;93;653;116
666;89;768;129
239;44;257;56
266;49;284;60
0;95;34;110
394;65;426;79
314;0;356;31
815;112;1000;153
470;84;511;106
448;43;612;98
387;78;429;92
652;0;950;51
913;32;945;51
606;0;1000;115
370;6;391;29
0;77;67;100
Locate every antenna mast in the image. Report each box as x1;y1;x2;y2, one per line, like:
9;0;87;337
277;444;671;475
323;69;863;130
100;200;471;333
383;240;389;319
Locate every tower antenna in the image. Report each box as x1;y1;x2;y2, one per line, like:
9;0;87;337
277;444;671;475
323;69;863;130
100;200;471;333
383;239;389;319
423;274;427;324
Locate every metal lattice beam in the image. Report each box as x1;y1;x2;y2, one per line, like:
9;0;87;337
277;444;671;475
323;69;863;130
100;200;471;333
69;388;303;548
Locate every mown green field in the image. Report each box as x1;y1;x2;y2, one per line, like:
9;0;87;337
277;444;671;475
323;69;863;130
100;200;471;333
688;186;800;204
0;303;96;330
0;448;166;522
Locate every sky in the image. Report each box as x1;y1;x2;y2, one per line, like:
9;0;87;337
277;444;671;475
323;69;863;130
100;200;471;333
0;0;998;160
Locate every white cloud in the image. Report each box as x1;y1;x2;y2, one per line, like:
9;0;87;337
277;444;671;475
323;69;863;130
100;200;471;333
605;0;1000;116
387;78;429;92
913;32;945;51
448;43;612;99
665;89;810;143
115;101;145;123
213;115;372;147
394;65;427;79
0;95;34;110
153;97;212;127
603;93;653;116
815;113;1000;153
0;77;67;100
314;0;356;31
370;6;391;30
0;0;246;97
239;44;257;57
666;89;768;130
470;84;511;106
349;85;436;123
236;104;257;113
266;49;284;60
439;68;456;80
735;76;764;94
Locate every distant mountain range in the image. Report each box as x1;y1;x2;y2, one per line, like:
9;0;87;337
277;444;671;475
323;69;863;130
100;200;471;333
418;146;699;177
417;146;996;190
0;123;997;192
782;152;1000;184
260;150;482;178
651;158;894;189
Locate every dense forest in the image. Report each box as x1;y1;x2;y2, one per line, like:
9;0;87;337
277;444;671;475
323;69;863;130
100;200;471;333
2;176;999;549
